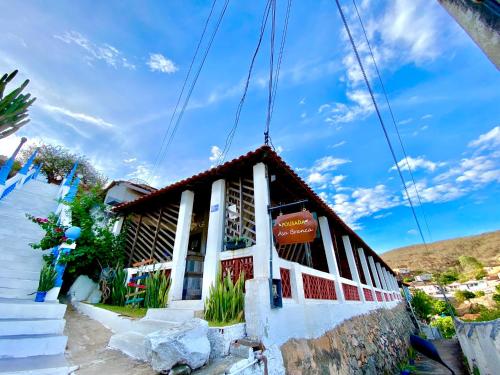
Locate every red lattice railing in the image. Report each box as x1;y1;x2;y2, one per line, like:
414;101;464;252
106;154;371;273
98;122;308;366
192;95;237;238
280;268;292;298
221;256;254;285
342;283;360;301
376;291;383;301
363;288;374;301
302;273;337;300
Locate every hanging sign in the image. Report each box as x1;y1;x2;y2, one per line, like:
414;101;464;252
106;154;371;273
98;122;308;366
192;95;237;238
272;210;318;245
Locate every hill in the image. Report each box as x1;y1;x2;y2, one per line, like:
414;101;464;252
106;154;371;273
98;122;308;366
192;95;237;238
381;230;500;274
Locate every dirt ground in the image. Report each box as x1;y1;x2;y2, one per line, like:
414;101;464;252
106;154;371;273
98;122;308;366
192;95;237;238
64;304;157;375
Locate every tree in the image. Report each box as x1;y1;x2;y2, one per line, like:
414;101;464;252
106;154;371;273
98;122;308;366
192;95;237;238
434;269;459;285
19;144;106;186
433;299;456;316
0;70;36;139
410;290;434;321
458;256;485;281
430;316;456;339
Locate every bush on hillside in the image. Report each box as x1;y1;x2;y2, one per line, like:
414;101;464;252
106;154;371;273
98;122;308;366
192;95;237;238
410;290;434;321
430;316;455;339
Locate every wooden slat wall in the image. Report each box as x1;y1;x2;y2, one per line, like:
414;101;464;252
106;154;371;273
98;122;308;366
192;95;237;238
124;203;180;266
225;176;256;244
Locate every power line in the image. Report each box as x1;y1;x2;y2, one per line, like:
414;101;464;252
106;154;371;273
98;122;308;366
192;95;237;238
351;0;433;242
149;0;230;183
148;0;219;184
217;0;273;164
264;0;277;145
333;0;428;246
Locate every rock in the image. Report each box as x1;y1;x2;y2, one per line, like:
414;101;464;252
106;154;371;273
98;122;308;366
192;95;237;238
145;318;210;373
170;364;192;375
68;275;98;302
87;288;102;304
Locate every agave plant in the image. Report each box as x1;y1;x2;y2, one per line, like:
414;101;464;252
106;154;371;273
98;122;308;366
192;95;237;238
110;265;128;306
37;264;57;292
204;270;245;324
0;70;36;139
144;269;171;308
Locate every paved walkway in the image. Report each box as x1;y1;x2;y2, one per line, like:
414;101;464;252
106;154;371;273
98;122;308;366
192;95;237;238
414;339;468;375
64;305;155;375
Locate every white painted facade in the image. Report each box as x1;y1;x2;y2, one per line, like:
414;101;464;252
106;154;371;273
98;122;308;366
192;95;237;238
119;151;403;346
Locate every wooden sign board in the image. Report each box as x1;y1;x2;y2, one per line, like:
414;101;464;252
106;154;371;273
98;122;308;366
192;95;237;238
272;210;318;245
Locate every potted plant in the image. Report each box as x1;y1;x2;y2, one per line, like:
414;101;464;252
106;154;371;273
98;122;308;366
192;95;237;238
224;236;250;251
407;347;417;365
397;362;416;375
35;264;57;302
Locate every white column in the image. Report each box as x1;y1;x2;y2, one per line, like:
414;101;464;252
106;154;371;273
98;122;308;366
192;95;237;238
319;217;345;302
168;190;194;302
368;256;382;289
253;162;272;279
291;263;305;304
357;248;375;301
376;262;388;290
201;179;226;302
112;217;124;236
342;235;365;302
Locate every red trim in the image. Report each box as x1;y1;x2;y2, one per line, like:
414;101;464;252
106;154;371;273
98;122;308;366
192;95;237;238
342;283;360;301
280;268;292;298
221;256;254;285
363;288;374;301
302;274;337;300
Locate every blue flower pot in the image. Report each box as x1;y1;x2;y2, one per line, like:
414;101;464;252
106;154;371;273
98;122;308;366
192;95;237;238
401;370;410;375
35;291;47;302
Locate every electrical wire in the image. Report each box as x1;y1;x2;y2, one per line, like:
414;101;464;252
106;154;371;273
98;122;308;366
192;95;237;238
149;0;229;182
351;0;433;242
264;0;277;145
217;0;273;164
333;0;428;246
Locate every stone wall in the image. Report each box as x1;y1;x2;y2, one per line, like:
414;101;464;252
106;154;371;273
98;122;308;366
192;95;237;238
280;304;416;374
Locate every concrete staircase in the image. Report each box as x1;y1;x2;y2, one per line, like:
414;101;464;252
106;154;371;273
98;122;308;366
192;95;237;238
0;179;72;374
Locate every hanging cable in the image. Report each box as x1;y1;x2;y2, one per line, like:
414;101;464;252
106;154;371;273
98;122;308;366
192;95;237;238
264;0;277;145
217;0;273;164
148;0;219;184
333;0;428;246
351;0;433;242
149;0;230;182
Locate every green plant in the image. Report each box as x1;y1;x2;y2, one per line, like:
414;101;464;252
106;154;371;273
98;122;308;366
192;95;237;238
454;290;476;304
110;266;128;306
430;316;456;339
37;264;57;292
204;271;245;324
407;346;417;360
433;299;456;316
397;361;416;372
144;269;171;308
475;291;485;297
27;213;68;250
410;289;434;321
0;70;36;139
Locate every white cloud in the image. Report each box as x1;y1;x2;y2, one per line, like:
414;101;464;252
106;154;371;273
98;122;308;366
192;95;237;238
331;174;346;187
123;158;137;164
54;31;135;69
329;141;346;149
299;98;306;105
311;156;350;173
468;126;500;151
147;53;178;74
307;172;328;185
398;118;412;125
421;114;432;120
390;155;445;173
209;145;222;165
318;104;331;114
41;104;114;129
407;229;418;235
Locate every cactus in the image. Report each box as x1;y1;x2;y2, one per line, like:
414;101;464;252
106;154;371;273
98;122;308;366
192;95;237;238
0;70;36;139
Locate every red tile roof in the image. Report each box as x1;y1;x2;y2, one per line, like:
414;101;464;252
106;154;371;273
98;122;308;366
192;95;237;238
114;145;395;274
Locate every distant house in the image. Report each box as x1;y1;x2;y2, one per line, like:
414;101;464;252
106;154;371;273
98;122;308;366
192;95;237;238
415;273;432;282
447;279;498;294
104;180;156;207
394;268;410;275
411;282;445;298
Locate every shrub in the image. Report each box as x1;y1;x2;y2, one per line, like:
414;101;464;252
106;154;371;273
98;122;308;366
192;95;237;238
454;290;475;304
204;271;245;324
433;299;456;316
144;269;171;308
38;264;57;292
109;266;128;306
27;213;67;250
410;290;434;321
430;316;456;339
475;291;485;297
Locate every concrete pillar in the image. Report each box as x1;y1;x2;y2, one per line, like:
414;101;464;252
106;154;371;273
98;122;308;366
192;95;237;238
319;217;345;302
291;263;305;304
368;256;382;289
342;235;365;302
357;248;375;301
168;190;194;302
112;217;124;236
253;162;272;279
201;179;226;302
376;262;388;290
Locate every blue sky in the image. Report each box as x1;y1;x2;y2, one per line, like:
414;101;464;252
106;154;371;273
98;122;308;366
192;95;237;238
1;0;499;252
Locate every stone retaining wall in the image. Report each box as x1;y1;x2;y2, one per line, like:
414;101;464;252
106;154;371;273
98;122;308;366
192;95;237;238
280;304;416;374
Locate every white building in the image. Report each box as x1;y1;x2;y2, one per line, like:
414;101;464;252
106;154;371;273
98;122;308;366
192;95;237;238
415;273;433;282
113;145;402;346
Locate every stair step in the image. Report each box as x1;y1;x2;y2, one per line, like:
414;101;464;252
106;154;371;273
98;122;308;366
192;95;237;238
0;334;67;358
0;253;42;267
2;269;40;281
144;308;197;322
109;331;148;361
0;287;36;300
0;299;66;319
0;354;70;374
0;278;38;291
0;319;65;336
